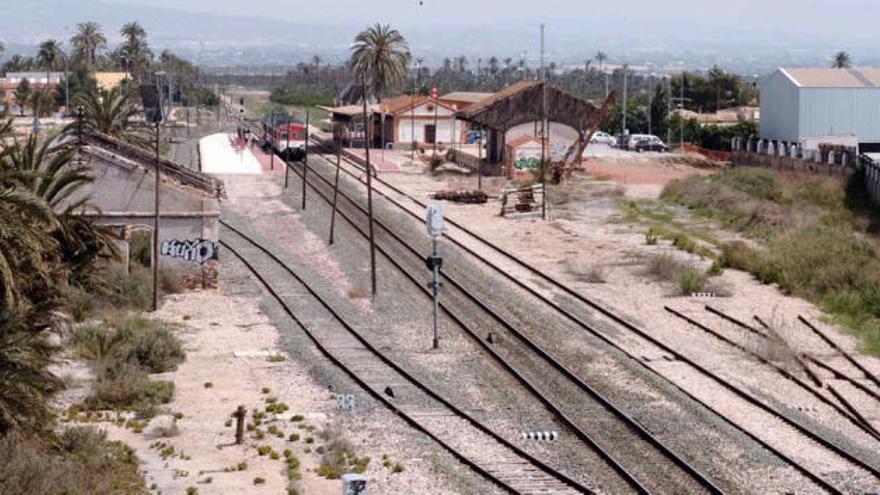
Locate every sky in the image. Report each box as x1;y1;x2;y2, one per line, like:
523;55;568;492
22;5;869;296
100;0;880;39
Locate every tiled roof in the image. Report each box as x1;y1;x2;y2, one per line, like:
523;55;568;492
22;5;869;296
441;92;494;104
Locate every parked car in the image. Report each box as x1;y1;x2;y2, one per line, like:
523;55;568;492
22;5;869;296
590;130;616;146
631;135;669;153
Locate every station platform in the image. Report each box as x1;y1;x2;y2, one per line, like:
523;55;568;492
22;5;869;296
199;133;263;174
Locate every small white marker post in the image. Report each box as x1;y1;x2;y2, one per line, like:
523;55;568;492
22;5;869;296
426;203;445;350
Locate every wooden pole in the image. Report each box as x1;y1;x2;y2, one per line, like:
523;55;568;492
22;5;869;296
362;74;378;297
234;405;246;444
269;112;275;171
478;125;483;191
329;137;342;245
302;111;309;210
152;121;161;312
284;119;290;189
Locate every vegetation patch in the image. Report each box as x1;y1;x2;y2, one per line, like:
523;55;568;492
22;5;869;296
664;167;880;354
316;429;370;479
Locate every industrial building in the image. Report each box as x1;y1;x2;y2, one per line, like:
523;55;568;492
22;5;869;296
760;68;880;152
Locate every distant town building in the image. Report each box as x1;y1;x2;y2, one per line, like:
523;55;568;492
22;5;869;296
94;72;131;91
760;68;880;152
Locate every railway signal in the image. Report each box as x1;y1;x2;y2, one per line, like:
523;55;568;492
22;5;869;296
426;203;444;349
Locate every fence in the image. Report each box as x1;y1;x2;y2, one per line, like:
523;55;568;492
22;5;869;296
866;159;880;206
731;137;880;207
731;137;856;178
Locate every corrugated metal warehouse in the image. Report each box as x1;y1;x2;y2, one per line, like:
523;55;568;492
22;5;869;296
760;68;880;151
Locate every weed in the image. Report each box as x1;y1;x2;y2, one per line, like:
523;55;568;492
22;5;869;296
289;414;304;422
225;419;233;427
186;487;198;495
288;433;300;442
237;461;248;471
347;286;368;299
267;354;286;362
253;477;265;485
261;387;271;394
203;382;213;388
678;266;708;295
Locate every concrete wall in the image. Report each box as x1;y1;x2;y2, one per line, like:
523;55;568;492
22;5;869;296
759;70;800;142
396;118;464;144
505;122;579;160
66;148;220;279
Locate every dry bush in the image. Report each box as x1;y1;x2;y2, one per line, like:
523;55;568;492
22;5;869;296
347;286;367;299
0;428;146;494
565;259;607;283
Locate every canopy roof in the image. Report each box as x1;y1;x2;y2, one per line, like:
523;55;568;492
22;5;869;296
456;80;599;131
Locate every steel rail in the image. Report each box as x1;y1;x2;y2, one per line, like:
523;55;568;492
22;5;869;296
220;233;590;494
285;150;725;493
297;141;878;492
269;162;658;494
798;316;880;391
666;306;880;443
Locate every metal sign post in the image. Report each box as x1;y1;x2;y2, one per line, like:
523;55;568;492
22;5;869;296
425;203;444;350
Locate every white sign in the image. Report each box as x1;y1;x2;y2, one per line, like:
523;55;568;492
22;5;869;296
426;203;444;237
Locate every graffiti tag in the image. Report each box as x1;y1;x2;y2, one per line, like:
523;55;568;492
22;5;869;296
515;157;541;170
160;238;218;264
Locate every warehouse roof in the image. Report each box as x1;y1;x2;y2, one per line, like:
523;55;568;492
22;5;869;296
781;68;880;88
442;92;494;104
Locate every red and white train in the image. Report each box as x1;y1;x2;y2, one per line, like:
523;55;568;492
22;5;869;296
261;119;308;160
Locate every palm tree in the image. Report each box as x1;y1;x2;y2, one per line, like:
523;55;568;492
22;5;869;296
36;39;65;89
14;79;31;117
349;23;410;297
832;51;852;69
27;90;54;118
312;54;321;70
595;50;608;72
350;24;411;103
3;55;30;73
488;56;499;78
74;86;148;149
0;41;4;60
71;22;107;67
119;22;152;79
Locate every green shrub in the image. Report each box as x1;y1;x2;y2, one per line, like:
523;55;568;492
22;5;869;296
678;266;707;295
714;167;782;201
75;312;184;373
707;261;724;276
645;228;658;245
84;362;174;410
0;428;146;494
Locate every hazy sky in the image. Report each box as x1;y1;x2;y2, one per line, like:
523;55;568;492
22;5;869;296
101;0;879;36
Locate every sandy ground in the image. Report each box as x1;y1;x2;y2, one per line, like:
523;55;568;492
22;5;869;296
200;133;263;174
54;281;466;494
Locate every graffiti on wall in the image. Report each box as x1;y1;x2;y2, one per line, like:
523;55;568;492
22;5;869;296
514;157;541;170
160;238;218;264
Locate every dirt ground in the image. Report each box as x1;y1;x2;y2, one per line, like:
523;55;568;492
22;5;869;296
53;282;466;495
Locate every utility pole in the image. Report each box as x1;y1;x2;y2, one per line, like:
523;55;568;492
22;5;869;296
647;76;653;136
622;65;628;137
329;132;342;245
540;23;547;221
152;116;161;312
284;118;291;189
269;112;275;171
411;60;419;163
667;76;672;147
361;73;378;298
680;72;685;150
302;111;309;210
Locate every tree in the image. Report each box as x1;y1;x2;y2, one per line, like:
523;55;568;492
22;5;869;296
832;51;852;69
28;90;54;118
75;86;148;148
2;55;31;74
36;39;65;87
595;50;608;72
118;22;152;79
350;24;411;105
55;66;98;109
349;23;410;297
0;41;4;60
71;22;107;67
14;79;31;117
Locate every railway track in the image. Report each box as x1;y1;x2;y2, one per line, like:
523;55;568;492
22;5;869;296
664;305;880;442
290;139;880;492
270;153;723;494
219;221;592;495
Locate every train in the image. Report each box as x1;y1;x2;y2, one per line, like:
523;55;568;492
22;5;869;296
260;115;308;160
